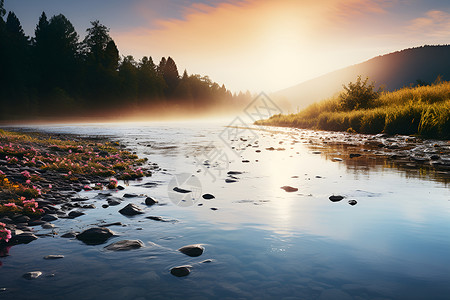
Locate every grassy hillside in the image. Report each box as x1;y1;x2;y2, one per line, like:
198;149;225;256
273;45;450;111
257;80;450;139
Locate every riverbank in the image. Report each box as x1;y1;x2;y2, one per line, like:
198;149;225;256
0;129;156;247
256;81;450;139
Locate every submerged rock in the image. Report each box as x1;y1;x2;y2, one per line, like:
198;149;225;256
178;244;204;257
170;265;191;277
76;227;114;245
23;271;42;280
61;231;78;238
329;195;344;202
104;240;144;251
123;193;138;198
281;186;298;192
119;203;144;216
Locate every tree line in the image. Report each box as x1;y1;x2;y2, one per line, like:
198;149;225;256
0;1;251;120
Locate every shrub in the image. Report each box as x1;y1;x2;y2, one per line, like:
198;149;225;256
338;76;380;111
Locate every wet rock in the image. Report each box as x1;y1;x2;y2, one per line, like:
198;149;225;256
348;200;358;206
281;186;298;192
145;197;158;206
227;171;243;175
107;197;122;206
41;214;58;222
28;219;46;226
173;187;191;193
170;265;191;277
11;232;38;244
200;259;213;263
123;193;138;198
119;203;144;216
210;207;218;211
76;227;114;245
332;157;343;162
41;223;55;229
225;178;238;183
0;217;12;224
13;215;30;224
68;211;85;218
82;204;95;209
117;185;125;190
104;240;144;251
242;160;250;163
102;204;109;208
102;222;123;227
61;231;78;238
71;197;89;202
349;153;361;158
23;271;42;280
44;255;64;260
146;216;174;222
202;194;215;200
178;244;204;257
329;195;344;202
266;147;275;151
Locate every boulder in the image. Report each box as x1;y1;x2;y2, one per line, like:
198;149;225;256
76;227;114;245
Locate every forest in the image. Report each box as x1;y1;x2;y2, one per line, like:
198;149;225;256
0;0;251;121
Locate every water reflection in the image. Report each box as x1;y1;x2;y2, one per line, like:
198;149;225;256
1;122;449;300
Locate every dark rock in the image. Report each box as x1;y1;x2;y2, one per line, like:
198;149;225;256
348;200;358;206
202;194;215;200
146;216;170;222
44;255;64;260
41;214;58;222
68;211;85;218
117;185;125;190
13;215;30;224
123;193;138;198
349;153;361;158
225;178;237;183
170;265;191;277
200;259;213;263
23;271;42;280
119;203;144;216
107;197;122;206
76;227;114;245
41;223;55;229
145;197;158;206
173;187;191;193
0;217;12;224
210;208;218;211
82;204;95;209
281;186;298;192
104;239;144;251
227;171;243;175
242;160;250;163
102;204;109;208
28;220;46;226
178;244;204;257
329;195;344;202
102;222;123;227
61;231;78;238
11;232;38;244
71;197;89;202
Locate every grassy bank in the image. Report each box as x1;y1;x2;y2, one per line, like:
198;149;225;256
257;81;450;139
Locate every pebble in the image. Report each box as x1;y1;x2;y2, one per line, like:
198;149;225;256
281;186;298;192
119;203;144;216
202;194;215;200
329;195;344;202
145;197;158;206
348;200;358;206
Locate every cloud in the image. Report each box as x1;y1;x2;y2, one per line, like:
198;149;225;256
110;0;429;92
407;10;450;38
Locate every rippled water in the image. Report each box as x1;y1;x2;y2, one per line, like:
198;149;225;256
1;121;449;300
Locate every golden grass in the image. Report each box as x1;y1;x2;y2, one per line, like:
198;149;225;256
257;81;450;139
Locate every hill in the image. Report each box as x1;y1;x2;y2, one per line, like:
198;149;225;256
274;45;450;111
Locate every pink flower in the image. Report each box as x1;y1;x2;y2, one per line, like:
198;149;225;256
3;203;17;207
26;179;31;184
48;184;52;189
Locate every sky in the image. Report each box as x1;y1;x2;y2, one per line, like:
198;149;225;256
4;0;450;93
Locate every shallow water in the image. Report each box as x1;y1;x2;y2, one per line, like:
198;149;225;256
1;122;449;300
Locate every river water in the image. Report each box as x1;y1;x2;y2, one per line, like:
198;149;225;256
0;121;449;300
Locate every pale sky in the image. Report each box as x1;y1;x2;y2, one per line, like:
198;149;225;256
5;0;450;93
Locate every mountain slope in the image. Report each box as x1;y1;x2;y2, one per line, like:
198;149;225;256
274;45;450;111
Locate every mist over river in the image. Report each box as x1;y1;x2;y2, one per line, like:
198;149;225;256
1;121;449;300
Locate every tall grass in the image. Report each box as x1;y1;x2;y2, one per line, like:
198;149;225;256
257;81;450;139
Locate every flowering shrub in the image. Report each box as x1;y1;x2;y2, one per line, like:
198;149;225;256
0;223;12;243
